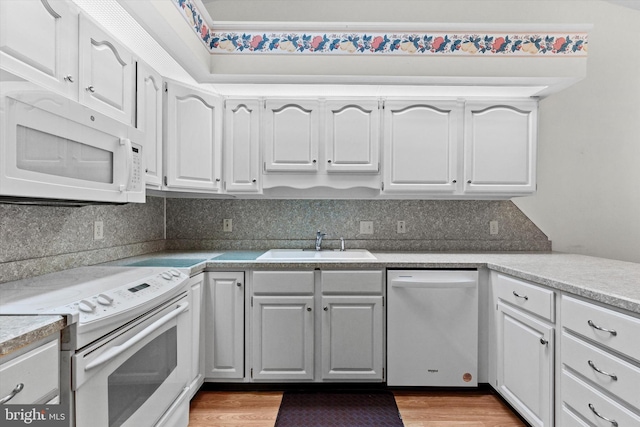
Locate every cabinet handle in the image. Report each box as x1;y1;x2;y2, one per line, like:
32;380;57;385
237;282;242;287
512;291;528;301
588;403;618;427
452;179;457;183
216;178;221;182
64;75;74;83
323;306;328;311
0;383;24;404
327;160;332;163
86;85;95;93
312;160;317;163
467;180;472;184
252;179;257;183
588;360;618;380
587;320;617;336
539;338;548;345
307;307;312;312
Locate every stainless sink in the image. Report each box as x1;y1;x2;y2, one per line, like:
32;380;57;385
257;249;376;261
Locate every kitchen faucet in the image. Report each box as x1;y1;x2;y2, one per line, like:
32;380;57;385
315;230;326;251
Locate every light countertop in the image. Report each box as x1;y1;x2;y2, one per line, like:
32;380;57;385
0;315;65;357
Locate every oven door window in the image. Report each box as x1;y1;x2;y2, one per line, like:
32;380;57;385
108;326;177;427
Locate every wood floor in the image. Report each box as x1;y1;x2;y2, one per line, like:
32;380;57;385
188;389;526;427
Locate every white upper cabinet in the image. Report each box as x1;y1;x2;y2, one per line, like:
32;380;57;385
136;61;163;188
263;99;320;172
79;14;134;125
383;100;461;194
0;0;78;98
224;99;261;193
325;100;380;173
165;81;223;192
464;101;537;195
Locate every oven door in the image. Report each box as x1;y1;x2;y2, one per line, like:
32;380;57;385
73;293;190;427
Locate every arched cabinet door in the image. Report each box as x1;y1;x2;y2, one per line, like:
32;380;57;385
79;14;134;125
224;99;261;193
383;101;461;194
136;61;163;188
325;100;380;173
263;99;320;172
165;81;223;192
464;101;538;195
0;0;79;99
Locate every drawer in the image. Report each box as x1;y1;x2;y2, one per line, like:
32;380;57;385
562;369;640;426
560;406;592;427
253;271;314;294
562;331;640;409
321;270;383;294
0;339;59;404
562;295;640;361
495;273;555;321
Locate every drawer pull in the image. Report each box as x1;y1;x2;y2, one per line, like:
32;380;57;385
588;403;618;427
588;360;618;381
512;291;528;301
540;338;548;345
587;320;617;336
0;383;24;404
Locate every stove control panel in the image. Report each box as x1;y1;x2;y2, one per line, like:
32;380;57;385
66;269;188;323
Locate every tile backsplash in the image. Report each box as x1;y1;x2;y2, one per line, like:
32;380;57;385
166;199;551;252
0;197;551;284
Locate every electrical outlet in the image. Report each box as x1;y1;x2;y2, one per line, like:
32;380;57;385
397;221;406;234
360;221;374;235
223;219;233;232
94;221;104;240
490;221;499;235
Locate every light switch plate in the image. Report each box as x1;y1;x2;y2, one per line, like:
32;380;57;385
490;221;499;235
397;221;406;234
360;221;374;234
94;221;104;240
223;219;233;232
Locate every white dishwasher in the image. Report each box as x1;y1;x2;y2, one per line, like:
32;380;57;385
387;270;478;387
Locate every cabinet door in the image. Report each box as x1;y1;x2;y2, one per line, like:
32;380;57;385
224;99;261;193
136;62;163;188
205;272;244;379
0;0;78;98
79;15;134;124
464;101;537;194
188;274;205;390
325;100;380;173
383;101;460;193
252;295;314;381
165;82;223;191
496;301;554;427
321;296;383;381
263;99;319;172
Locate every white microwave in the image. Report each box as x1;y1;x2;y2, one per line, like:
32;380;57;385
0;82;144;204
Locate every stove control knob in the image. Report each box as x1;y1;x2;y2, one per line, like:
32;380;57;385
78;299;96;313
161;272;172;280
170;269;181;277
97;294;114;306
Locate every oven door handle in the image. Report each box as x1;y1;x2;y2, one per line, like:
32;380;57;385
84;301;189;371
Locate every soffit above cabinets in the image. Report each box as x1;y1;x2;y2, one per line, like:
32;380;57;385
107;0;591;97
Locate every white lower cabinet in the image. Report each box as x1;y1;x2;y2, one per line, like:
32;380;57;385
560;295;640;426
187;274;204;398
250;269;384;382
492;272;555;427
205;272;244;380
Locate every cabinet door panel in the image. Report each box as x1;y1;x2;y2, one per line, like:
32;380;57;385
321;296;383;380
497;301;553;427
225;100;260;193
188;275;204;389
79;16;133;124
264;100;319;172
252;296;314;380
165;82;222;191
136;62;162;188
206;272;244;379
383;101;459;193
0;0;78;98
464;102;537;194
326;101;379;172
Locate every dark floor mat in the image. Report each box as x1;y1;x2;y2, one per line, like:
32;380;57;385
275;391;404;427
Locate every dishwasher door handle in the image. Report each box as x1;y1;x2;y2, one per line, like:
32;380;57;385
391;279;477;289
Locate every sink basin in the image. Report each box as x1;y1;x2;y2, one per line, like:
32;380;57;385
257;249;376;261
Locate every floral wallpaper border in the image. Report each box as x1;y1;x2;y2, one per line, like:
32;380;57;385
174;0;588;56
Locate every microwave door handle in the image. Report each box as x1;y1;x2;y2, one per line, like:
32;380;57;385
390;279;477;289
120;137;133;191
84;301;189;371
